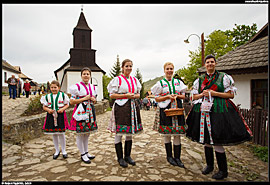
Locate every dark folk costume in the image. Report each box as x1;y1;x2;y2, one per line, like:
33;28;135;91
186;70;252;179
69;82;98;163
151;78;187;167
40;92;70;159
107;74;143;167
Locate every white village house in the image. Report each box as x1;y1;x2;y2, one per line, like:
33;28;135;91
2;59;21;93
54;10;105;101
2;59;34;94
198;23;268;110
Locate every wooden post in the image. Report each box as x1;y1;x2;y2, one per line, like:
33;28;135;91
201;33;205;66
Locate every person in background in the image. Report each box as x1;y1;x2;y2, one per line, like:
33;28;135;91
23;80;31;98
40;80;70;159
17;78;22;98
40;84;46;94
47;81;51;93
6;75;18;99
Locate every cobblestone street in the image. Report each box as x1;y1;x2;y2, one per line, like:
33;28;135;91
2;95;269;182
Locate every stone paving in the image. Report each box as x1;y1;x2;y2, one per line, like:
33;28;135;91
1;95;269;182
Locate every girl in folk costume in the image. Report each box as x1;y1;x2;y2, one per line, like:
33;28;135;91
186;55;252;180
69;67;98;164
107;59;143;168
40;80;70;159
151;62;187;168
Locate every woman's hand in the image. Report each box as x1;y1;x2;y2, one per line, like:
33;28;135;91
90;96;97;103
202;90;211;97
126;93;136;99
47;109;54;114
57;108;64;113
84;95;91;101
202;89;234;99
167;94;177;102
84;95;97;103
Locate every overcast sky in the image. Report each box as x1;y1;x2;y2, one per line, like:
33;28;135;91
2;4;268;83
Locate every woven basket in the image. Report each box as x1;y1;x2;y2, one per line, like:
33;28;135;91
164;99;184;116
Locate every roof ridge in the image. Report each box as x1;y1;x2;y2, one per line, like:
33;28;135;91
75;12;92;31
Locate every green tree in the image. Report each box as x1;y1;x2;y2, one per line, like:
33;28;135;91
134;68;144;99
102;74;112;102
109;55;121;78
204;30;234;59
176;30;234;88
225;23;257;48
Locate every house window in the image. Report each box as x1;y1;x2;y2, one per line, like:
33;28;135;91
4;72;7;82
251;79;268;110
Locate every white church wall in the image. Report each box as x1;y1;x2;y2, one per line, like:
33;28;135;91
91;72;104;101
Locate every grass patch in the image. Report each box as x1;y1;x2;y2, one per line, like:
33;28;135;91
106;106;112;111
249;144;268;162
21;94;44;116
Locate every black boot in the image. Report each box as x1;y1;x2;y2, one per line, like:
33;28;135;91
202;146;214;175
174;144;185;168
212;151;228;180
165;142;177;166
115;142;128;168
124;140;136;166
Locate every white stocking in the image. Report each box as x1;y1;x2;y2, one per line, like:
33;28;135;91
58;134;67;155
83;133;94;158
173;135;181;145
76;135;85;154
214;145;225;153
83;133;90;153
205;144;225;153
52;134;60;155
115;135;122;144
77;134;89;161
164;135;171;144
125;135;132;141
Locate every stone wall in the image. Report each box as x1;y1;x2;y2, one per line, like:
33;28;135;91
2;99;110;145
2;86;9;94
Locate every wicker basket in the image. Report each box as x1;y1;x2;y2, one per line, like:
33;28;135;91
164;99;184;116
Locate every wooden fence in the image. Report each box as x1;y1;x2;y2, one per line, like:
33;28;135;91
239;108;268;146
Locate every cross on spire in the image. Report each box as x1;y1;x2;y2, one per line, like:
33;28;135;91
81;5;83;12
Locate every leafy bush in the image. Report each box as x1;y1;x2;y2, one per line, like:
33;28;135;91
250;145;268;162
22;94;44;116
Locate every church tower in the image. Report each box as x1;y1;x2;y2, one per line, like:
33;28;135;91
54;8;105;101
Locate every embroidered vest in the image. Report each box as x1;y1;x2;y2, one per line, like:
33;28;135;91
194;72;229;113
45;92;65;110
159;78;182;96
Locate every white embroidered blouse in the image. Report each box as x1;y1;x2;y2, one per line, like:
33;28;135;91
107;75;142;106
69;82;97;101
40;93;70;110
151;78;187;108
